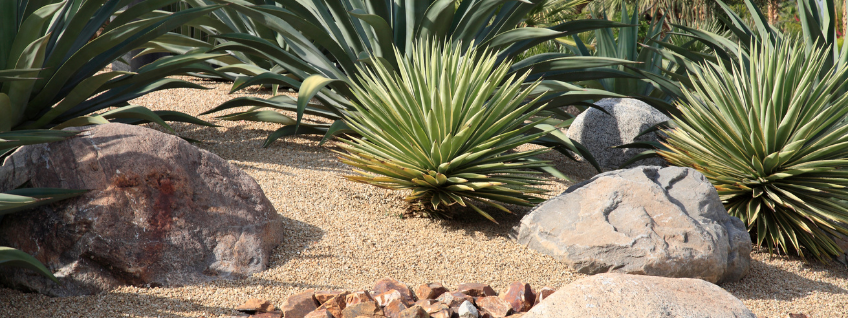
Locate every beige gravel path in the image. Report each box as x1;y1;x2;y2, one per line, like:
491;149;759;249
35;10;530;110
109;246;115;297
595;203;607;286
1;76;847;318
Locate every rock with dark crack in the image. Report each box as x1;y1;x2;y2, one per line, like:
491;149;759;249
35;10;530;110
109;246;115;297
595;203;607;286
0;123;284;296
517;166;751;283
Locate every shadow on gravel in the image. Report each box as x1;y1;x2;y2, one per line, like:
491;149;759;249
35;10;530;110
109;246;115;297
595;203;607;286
723;256;848;301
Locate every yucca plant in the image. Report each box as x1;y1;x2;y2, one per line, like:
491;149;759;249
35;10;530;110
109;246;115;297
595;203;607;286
194;0;634;157
338;41;551;221
660;41;848;260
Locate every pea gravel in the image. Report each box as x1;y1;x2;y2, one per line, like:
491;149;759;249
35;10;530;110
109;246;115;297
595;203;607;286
1;76;847;318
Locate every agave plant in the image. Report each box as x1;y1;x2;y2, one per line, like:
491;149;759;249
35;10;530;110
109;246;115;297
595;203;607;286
660;41;848;260
195;0;634;158
338;41;551;221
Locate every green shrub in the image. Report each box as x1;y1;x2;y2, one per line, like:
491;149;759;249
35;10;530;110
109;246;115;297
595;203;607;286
660;41;848;260
338;41;551;221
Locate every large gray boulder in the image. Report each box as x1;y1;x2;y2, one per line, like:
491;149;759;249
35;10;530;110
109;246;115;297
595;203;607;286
517;166;751;284
523;274;756;318
0;123;284;296
566;98;669;170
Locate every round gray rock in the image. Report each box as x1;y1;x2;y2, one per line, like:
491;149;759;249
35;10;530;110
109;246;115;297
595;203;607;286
566;98;669;170
516;166;751;284
0;123;284;296
522;273;756;318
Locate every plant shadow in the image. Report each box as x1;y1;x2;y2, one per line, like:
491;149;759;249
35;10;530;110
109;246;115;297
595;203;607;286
722;253;848;301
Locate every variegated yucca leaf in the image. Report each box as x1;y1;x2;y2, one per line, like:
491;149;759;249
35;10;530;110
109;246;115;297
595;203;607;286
660;41;848;260
338;41;551;221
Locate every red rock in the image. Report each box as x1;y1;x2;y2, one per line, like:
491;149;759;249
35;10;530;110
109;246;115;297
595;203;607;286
500;282;535;313
533;287;555;306
420;302;450;314
304;309;334;318
415;283;448;300
374;290;402;307
457;283;497;297
340;301;385;318
398;306;428;318
374;277;414;306
436;292;474;308
413;299;437;307
237;299;276;314
346;291;374;306
317;293;350;318
382;299;407;318
316;290;347;305
248;313;282;318
476;296;512;318
281;290;319;318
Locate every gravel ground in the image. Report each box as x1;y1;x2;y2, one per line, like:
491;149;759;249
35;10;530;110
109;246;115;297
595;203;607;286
1;76;847;318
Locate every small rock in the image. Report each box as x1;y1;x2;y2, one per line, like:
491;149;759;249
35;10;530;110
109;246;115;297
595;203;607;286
383;299;408;318
413;299;437;307
398;306;428;318
374;290;402;307
316;290;347;305
788;314;811;318
346;291;375;306
341;301;384;318
374;278;415;306
458;300;479;318
304;309;334;318
500;282;534;313
281;290;319;318
415;283;448;300
237;299;276;314
457;283;497;297
437;292;474;308
476;296;512;318
317;293;349;318
533;288;555;306
420;302;450;314
249;313;282;318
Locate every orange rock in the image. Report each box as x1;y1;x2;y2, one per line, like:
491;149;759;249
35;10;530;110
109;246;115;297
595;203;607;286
281;290;319;318
304;309;334;318
382;299;407;318
346;291;375;306
374;290;403;307
500;282;535;313
316;290;347;305
237;298;276;314
436;292;474;308
415;283;448;300
398;306;428;318
476;296;512;318
317;293;350;318
533;287;555;306
340;301;385;318
374;277;414;306
457;283;497;297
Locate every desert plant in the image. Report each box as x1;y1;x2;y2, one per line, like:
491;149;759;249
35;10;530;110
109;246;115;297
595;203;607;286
660;40;848;260
196;0;634;157
338;41;551;221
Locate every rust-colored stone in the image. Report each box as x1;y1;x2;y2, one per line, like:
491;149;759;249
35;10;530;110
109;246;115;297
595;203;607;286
382;299;407;318
414;282;448;300
413;299;437;307
281;290;319;318
374;290;402;307
436;292;474;308
398;306;428;318
476;296;512;318
317;293;350;318
500;282;535;313
457;283;497;297
316;290;347;304
533;287;555;306
346;291;374;306
340;301;385;318
373;277;415;306
237;298;276;314
304;309;334;318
